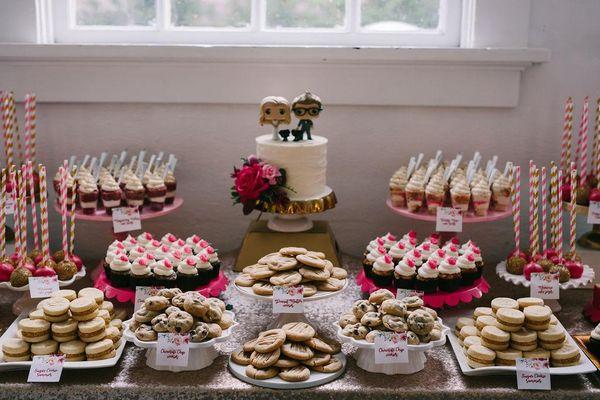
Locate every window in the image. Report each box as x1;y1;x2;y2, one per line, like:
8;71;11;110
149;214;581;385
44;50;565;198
51;0;462;46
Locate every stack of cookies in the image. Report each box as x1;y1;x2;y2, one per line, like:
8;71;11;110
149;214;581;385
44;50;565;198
128;288;234;343
235;247;348;297
1;288;123;362
230;322;343;382
455;297;581;368
338;289;443;345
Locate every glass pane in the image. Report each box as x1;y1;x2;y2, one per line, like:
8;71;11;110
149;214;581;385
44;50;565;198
75;0;156;26
171;0;251;28
266;0;345;29
361;0;441;31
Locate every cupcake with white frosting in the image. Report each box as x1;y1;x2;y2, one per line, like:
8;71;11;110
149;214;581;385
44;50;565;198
372;254;395;287
363;246;387;279
109;254;131;288
130;257;153;288
450;179;471;212
457;253;479;286
177;256;199;291
492;173;511;211
196;253;214;285
388;241;408;264
151;259;177;288
394;257;417;289
472;179;492;216
415;259;439;294
438;257;461;292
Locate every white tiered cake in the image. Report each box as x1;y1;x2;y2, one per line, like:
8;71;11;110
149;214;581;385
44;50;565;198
256;134;330;201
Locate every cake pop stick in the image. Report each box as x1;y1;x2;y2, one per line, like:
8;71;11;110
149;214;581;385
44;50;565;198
569;162;577;257
562;97;573;173
27;94;37;165
580;97;589;185
24;95;32;163
12;171;20;264
60;163;69;260
0;169;6;258
8;94;22;165
528;161;535;251
549;164;558;250
69;180;76;255
541;167;548;253
2;94;14;168
531;167;540;256
27;161;39;250
510;166;521;252
38;165;50;261
595;98;600;181
557;169;564;259
17;168;27;261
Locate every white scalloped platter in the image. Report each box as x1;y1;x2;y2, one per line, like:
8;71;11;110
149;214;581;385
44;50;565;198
122;310;238;349
0;308;126;371
334;318;450;351
496;261;595;289
233;279;348;303
0;266;87;291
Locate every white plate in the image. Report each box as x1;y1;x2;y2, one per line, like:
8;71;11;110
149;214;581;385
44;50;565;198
334;317;450;351
228;352;346;389
233;279;348;302
445;314;597;376
496;261;595;289
0;266;87;292
122;310;238;349
0;307;126;371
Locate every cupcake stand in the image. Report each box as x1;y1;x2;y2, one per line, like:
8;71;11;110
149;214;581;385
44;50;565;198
335;320;450;375
123;310;238;372
496;261;595;312
94;269;229;304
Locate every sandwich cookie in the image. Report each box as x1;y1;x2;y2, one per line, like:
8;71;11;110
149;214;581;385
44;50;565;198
31;339;59;356
52;289;77;301
455;317;475;336
18;318;51;343
538;325;566;350
475;315;498;331
517;297;544;310
480;326;510;350
466;344;496;369
458;325;480;343
473;307;494;320
78;317;107;343
550;344;581;367
59;340;87;361
495;348;523;366
523;305;552;331
510;328;538;351
495;308;524;332
523;347;550;359
2;338;30;361
490;298;519;313
85;338;116;361
70;297;99;322
78;287;104;305
28;309;45;320
51;318;79;342
42;296;70;323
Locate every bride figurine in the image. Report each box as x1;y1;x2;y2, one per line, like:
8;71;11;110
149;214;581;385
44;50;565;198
259;96;291;141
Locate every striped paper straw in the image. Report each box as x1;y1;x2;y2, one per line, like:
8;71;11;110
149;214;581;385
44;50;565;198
541;167;548;253
531;168;540;256
557;169;564;259
10;170;20;262
570;162;577;256
38;165;50;261
27;161;39;250
69;180;76;254
0;169;6;258
562;97;573;172
24;95;32;162
580;97;590;185
8;95;22;165
511;166;521;251
28;94;36;164
18;167;27;260
60;161;69;258
2;95;13;168
596;98;600;180
529;161;535;252
549;164;558;249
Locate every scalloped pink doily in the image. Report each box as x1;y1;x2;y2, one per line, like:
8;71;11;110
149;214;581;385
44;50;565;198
94;270;229;303
355;270;490;309
584;301;600;323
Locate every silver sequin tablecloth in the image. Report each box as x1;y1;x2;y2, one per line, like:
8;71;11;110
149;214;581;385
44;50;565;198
0;254;599;400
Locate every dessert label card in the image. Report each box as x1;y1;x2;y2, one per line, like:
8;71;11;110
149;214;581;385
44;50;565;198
156;333;190;367
273;285;304;314
112;206;142;233
374;332;408;364
28;355;65;382
530;273;559;300
587;201;600;224
515;358;551;390
436;207;463;232
28;276;60;298
396;289;424;300
134;286;164;311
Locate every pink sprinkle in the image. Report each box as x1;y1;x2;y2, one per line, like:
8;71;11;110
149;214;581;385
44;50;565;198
199;239;209;248
472;248;481;255
138;258;148;266
136;246;145;253
428;259;438;269
449;245;458;252
406;259;415;268
119;255;129;262
161;245;170;252
422;243;430;251
430;233;440;239
191;235;200;243
386;233;397;241
467;253;475;262
397;242;405;249
168;234;177;242
176;239;185;247
450;237;459;245
409;237;417;245
206;246;215;254
172;250;182;260
384;254;392;263
116;242;125;249
447;257;457;265
436;249;446;257
413;249;421;258
128;237;137;244
199;254;209;263
144;232;153;240
183;246;193;255
377;245;386;254
151;240;161;247
376;238;385;246
408;231;417;238
145;253;154;260
164;259;173;268
430;237;439;246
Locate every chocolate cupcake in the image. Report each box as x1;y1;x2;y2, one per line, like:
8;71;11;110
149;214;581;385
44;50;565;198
414;259;439;294
151;259;177;288
195;254;213;285
130;257;154;288
371;254;394;287
202;246;220;279
393;257;416;289
177;257;199;291
438;257;462;292
588;323;600;357
457;253;479;286
109;255;131;288
388;241;408;264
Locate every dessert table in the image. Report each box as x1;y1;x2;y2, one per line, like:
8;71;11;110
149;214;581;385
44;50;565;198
0;254;598;400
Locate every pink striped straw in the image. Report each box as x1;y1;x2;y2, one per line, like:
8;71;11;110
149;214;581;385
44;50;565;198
18;166;27;260
27;161;39;250
580;97;590;185
570;162;577;255
8;95;22;165
2;94;14;168
557;169;563;259
509;166;521;251
60;161;69;259
38;165;50;261
24;94;32;162
10;170;20;262
562;97;573;172
529;161;535;252
541;167;548;253
549;164;558;249
0;169;6;258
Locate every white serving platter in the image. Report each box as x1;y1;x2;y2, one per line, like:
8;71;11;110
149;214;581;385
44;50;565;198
0;266;87;291
496;261;595;289
0;308;126;371
233;279;348;302
228;352;346;389
445;314;597;376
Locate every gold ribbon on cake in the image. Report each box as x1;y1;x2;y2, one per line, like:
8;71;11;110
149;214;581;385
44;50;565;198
254;190;337;215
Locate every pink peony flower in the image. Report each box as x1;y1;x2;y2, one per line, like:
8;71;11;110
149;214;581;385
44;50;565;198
234;163;269;202
262;163;281;185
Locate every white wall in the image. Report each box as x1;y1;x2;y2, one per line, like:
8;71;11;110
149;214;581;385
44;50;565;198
3;0;600;267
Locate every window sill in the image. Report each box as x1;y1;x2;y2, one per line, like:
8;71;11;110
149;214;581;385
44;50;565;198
0;44;550;107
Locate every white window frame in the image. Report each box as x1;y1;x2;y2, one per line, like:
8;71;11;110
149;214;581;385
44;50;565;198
51;0;462;47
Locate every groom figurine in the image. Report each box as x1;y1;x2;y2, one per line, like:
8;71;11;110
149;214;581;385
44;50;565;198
291;91;322;141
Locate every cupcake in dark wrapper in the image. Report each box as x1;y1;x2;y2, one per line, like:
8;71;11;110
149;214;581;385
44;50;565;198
393;257;416;289
388;241;408;264
457;253;479;286
437;257;461;292
202;246;220;279
371;254;395;287
414;259;439;294
363;246;387;279
587;321;600;357
130;257;154;288
177;256;199;291
196;254;213;286
108;254;131;288
151;259;177;288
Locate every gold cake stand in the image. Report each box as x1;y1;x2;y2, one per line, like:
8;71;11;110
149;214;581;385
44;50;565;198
234;189;340;271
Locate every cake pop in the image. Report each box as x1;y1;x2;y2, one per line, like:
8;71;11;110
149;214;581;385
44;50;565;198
506;249;528;275
523;262;544;280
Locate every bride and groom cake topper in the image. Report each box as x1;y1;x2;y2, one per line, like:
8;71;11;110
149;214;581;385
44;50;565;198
259;91;323;142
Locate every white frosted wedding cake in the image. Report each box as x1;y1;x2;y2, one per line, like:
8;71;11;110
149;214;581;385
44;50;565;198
256;134;330;201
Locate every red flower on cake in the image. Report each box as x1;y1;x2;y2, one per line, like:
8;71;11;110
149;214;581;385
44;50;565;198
234;163;270;202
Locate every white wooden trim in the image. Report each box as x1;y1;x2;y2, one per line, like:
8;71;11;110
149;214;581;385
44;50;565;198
0;44;549;107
